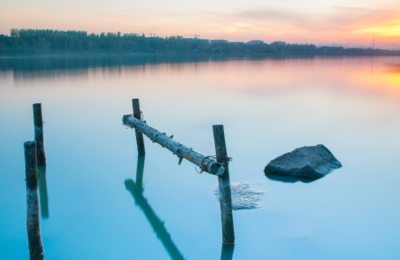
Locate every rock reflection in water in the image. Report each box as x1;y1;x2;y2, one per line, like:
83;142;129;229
265;171;320;183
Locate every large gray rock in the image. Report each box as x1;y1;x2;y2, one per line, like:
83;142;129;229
264;144;342;181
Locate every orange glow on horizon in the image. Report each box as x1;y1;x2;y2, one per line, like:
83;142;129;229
358;21;400;36
353;18;400;48
380;70;400;86
348;61;400;97
1;3;400;49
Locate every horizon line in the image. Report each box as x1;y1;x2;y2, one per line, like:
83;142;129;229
5;28;399;51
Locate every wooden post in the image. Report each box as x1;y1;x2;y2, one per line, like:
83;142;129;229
132;99;145;156
33;103;46;166
24;141;44;260
213;125;235;245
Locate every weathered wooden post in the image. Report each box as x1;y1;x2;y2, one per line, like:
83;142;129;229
132;99;145;156
33;103;46;166
24;141;44;260
213;125;235;245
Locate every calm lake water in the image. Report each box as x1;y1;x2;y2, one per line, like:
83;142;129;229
1;55;400;260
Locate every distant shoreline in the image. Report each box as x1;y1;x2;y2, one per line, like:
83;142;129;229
1;51;400;59
2;29;400;58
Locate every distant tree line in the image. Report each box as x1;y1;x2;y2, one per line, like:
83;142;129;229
0;29;399;56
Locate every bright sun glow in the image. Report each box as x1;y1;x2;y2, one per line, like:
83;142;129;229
358;21;400;36
384;72;400;85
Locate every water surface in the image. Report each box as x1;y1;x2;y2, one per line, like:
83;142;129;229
1;55;400;259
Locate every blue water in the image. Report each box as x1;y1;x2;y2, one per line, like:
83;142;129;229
1;55;400;259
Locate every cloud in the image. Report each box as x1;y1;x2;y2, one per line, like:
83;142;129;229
191;4;400;47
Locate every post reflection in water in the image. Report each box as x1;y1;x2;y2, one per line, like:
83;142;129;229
220;244;234;260
38;166;49;219
135;156;145;190
126;155;235;260
125;156;185;260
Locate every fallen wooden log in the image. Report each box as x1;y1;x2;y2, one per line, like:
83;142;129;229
122;115;225;176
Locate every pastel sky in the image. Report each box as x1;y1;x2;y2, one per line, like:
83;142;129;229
1;0;399;49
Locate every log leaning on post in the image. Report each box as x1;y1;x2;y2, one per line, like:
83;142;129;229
123;115;225;176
